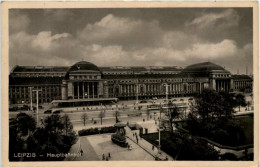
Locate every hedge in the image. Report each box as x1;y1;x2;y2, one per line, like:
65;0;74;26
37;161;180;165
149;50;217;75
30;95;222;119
78;126;116;136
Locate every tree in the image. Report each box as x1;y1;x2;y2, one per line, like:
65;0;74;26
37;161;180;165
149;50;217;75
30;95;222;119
194;89;218;122
164;102;181;133
9;113;78;161
81;113;88;126
113;110;121;123
146;110;151;120
99;110;106;125
44;114;64;133
62;114;74;136
235;93;247;112
194;89;237;123
16;112;36;136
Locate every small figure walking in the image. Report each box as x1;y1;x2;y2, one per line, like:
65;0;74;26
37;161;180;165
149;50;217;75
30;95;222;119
80;149;83;156
102;154;105;160
152;145;154;151
106;156;109;161
40;117;44;125
108;152;111;158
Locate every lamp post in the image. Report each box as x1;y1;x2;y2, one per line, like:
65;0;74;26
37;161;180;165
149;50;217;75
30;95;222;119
32;89;42;127
136;82;139;106
158;104;162;154
29;87;33;111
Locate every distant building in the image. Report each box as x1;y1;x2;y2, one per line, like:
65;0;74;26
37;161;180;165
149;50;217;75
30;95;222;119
9;61;253;106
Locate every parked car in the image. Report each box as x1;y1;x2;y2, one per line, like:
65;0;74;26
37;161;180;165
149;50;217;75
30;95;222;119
39;105;44;109
44;110;52;114
180;99;184;101
188;98;193;101
21;105;30;110
9;106;19;111
140;100;147;103
152;97;158;100
172;99;177;101
53;110;63;114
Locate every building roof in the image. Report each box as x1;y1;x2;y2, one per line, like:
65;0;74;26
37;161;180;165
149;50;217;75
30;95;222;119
182;62;227;72
232;75;252;80
67;61;101;73
180;62;230;77
99;66;181;72
12;66;69;73
9;76;64;85
103;73;186;79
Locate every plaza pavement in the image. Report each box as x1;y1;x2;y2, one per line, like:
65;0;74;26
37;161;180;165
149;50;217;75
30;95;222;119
124;126;173;161
66;134;154;161
67;119;173;161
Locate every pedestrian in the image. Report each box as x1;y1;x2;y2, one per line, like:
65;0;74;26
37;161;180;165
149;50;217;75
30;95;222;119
106;156;108;161
133;133;135;137
108;152;111;158
80;149;83;156
127;144;130;150
102;154;105;160
40;117;44;125
152;145;154;151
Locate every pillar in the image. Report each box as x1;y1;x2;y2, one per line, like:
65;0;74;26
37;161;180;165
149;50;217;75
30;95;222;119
92;82;94;98
61;80;68;100
83;82;85;99
67;82;73;99
87;83;90;99
77;82;80;99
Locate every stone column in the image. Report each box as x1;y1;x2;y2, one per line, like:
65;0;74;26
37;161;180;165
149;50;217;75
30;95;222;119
212;79;216;90
61;80;68;100
92;82;94;98
87;83;90;99
77;82;80;99
67;82;73;99
83;82;85;99
98;81;103;98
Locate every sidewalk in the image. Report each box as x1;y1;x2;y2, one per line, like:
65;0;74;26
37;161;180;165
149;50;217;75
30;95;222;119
124;126;173;161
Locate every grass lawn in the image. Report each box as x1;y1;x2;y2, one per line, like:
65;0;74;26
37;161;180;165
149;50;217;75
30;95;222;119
142;131;219;160
234;115;253;145
179;115;253;147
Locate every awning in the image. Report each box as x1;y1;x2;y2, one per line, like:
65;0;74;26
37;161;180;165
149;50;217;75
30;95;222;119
51;97;118;103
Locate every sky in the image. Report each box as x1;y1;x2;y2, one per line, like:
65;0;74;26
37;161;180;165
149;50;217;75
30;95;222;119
9;8;253;74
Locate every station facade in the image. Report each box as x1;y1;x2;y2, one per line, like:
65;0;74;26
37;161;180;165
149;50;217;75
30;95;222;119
9;61;253;105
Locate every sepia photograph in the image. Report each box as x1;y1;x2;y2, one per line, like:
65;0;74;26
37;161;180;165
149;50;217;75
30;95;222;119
1;1;259;167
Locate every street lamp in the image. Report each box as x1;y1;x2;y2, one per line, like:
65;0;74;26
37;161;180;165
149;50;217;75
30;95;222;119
158;105;162;155
28;87;33;111
32;89;42;127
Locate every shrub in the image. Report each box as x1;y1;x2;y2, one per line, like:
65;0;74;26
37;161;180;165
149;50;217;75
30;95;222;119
78;126;116;136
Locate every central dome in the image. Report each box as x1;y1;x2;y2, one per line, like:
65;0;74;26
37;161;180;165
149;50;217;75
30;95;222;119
68;61;100;73
65;61;102;79
180;62;230;77
182;62;227;73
